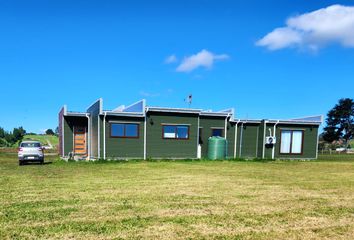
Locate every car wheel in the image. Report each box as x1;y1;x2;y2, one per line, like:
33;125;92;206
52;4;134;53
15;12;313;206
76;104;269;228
19;161;23;166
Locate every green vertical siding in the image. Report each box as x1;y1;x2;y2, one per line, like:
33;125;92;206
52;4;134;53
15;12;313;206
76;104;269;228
62;108;320;160
264;122;275;159
146;112;198;158
99;115;104;159
226;121;236;158
275;124;319;159
234;124;241;158
256;121;275;159
63;116;88;156
199;116;226;158
257;121;265;158
104;116;144;159
238;123;260;159
63;117;73;156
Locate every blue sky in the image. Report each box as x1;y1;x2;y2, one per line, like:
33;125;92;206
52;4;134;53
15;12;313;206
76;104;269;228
0;0;353;133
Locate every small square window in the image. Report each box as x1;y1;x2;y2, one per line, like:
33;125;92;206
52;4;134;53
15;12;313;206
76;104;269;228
211;128;223;137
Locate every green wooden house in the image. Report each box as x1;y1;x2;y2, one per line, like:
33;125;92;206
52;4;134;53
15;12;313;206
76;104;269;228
59;99;322;160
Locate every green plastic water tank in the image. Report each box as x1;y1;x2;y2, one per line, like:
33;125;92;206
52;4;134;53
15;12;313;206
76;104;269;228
208;136;227;160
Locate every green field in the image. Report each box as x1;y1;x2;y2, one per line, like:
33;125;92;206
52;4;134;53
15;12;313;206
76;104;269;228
21;134;59;148
1;154;354;239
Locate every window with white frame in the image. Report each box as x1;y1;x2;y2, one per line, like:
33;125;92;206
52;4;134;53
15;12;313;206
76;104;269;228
280;130;304;154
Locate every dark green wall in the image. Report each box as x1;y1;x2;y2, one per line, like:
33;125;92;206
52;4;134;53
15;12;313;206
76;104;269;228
104;116;145;159
226;121;236;158
63;117;72;155
274;124;318;159
238;123;260;159
199;116;226;158
257;121;265;158
234;122;318;159
146;112;198;158
63;111;319;160
63;116;87;156
264;122;275;159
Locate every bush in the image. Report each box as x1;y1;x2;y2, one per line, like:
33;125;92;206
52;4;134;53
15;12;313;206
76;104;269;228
0;138;9;147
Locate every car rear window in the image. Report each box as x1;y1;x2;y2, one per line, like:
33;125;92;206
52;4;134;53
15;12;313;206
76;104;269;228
21;142;41;148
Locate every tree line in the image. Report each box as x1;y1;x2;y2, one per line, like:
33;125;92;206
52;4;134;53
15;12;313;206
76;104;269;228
0;127;58;147
0;127;26;147
321;98;353;150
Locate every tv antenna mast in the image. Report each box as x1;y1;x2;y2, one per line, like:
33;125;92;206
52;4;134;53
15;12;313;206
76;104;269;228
184;94;192;108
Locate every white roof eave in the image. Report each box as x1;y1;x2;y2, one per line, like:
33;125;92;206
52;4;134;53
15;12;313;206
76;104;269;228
65;112;87;117
230;119;321;125
147;107;201;114
200;112;230;117
103;111;145;117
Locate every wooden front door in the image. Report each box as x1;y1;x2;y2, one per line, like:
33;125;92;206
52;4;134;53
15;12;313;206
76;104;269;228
74;126;87;155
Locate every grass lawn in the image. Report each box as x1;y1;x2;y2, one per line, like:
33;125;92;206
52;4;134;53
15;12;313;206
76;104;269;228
1;154;354;239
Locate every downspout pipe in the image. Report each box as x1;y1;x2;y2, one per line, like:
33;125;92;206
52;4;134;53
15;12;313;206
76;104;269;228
234;120;240;158
103;112;107;160
224;114;228;139
197;114;200;159
224;113;230;158
239;121;245;158
262;120;268;159
144;107;148;160
272;120;280;159
85;113;90;160
98;114;100;159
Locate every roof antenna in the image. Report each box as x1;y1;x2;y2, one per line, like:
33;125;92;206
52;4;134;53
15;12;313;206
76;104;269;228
184;94;192;108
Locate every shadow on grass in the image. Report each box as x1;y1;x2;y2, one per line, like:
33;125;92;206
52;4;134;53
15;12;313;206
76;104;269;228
21;161;53;166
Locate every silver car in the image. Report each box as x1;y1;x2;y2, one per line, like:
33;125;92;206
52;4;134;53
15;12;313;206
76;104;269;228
18;141;44;165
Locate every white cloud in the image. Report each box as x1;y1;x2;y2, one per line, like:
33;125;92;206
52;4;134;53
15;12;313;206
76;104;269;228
39;129;47;134
256;5;354;51
164;54;177;64
176;49;229;72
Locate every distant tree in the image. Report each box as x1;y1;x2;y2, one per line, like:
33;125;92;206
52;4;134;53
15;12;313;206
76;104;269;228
323;98;354;148
46;129;55;135
12;127;26;142
0;127;5;138
26;132;37;135
4;133;15;145
0;138;9;147
0;126;26;146
55;127;59;135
